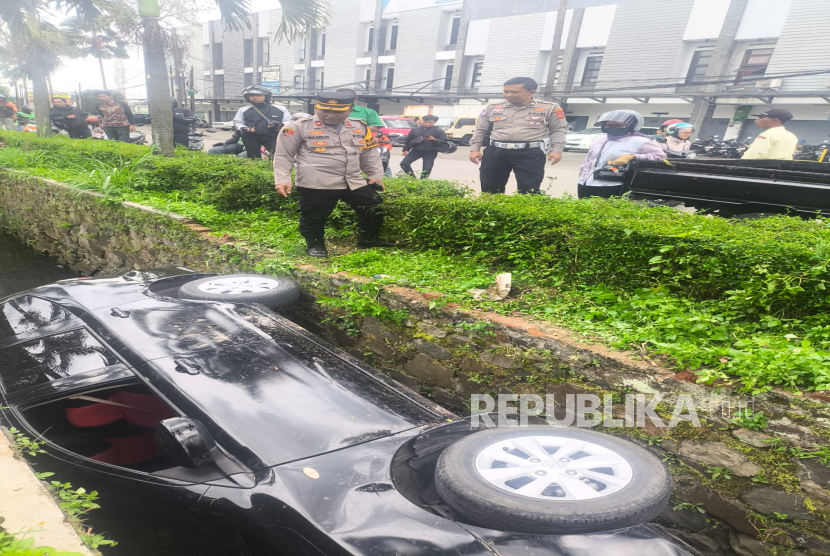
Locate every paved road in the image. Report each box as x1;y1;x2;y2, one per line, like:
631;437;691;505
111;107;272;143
150;125;587;197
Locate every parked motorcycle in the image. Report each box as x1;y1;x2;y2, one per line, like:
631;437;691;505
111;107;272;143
690;136;719;155
187;131;204;151
794;143;830;161
708;138;749;158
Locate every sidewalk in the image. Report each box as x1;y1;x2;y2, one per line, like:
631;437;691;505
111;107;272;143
0;430;95;555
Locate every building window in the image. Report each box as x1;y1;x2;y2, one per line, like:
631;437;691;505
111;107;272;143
735;47;774;84
212;42;223;70
449;15;461;45
581;55;602;87
685;49;713;84
259;38;270;66
320;32;326;58
443;64;453;91
367;26;375;53
244;39;253;67
214;74;224;98
386;67;395;91
293;74;302;90
388;24;398;51
244;72;253;86
471;61;483;88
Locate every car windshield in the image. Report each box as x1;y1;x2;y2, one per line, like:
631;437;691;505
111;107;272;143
384;119;416;129
436;118;455;127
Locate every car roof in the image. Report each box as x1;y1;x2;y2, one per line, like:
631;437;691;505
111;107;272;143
1;275;443;470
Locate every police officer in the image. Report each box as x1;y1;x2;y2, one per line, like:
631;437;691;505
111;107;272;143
469;77;568;194
273;92;392;258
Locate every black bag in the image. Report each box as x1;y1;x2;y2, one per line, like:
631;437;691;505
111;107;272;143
593;165;628;181
436;140;457;154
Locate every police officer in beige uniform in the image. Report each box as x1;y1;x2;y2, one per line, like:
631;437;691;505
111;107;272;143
273;92;392;258
469;77;568;194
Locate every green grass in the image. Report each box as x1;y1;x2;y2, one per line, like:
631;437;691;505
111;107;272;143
3;139;830;394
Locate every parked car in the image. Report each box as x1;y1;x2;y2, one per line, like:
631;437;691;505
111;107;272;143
0;269;694;556
435;117;456;131
133;113;151;126
565;127;605;151
212;120;235;131
445;117;477;146
379;116;417;146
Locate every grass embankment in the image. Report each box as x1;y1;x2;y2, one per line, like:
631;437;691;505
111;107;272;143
2;131;829;394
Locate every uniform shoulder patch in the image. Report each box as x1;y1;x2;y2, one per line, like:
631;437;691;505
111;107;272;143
554;108;565;119
282;128;296;137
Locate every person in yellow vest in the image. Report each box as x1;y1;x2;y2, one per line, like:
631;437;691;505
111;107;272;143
741;109;798;160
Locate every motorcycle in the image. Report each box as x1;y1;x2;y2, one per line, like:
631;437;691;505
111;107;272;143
794;143;830;161
690;136;719;154
90;125;147;145
187;131;204;151
708;138;750;158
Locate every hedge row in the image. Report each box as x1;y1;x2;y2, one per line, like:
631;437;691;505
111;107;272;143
3;131;830;314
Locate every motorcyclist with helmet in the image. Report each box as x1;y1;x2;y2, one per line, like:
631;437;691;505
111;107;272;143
172;99;196;148
648;119;684;141
662;122;695;152
232;86;292;159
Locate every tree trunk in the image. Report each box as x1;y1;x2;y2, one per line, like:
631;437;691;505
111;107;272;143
98;56;108;89
30;63;51;137
142;16;174;156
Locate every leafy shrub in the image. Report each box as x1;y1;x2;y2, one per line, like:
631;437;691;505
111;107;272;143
382;194;830;317
0;130;150;163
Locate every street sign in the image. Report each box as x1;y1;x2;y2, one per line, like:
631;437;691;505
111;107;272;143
187;88;197;95
262;65;281;94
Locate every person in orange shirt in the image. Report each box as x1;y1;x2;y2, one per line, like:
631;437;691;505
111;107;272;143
0;96;19;130
375;130;393;177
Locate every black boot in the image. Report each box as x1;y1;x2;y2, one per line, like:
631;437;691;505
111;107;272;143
357;232;395;249
304;238;328;257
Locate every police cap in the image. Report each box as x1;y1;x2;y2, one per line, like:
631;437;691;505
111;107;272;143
315;92;355;112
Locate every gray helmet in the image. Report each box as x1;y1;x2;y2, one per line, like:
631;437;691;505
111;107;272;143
595;110;645;132
242;86;271;103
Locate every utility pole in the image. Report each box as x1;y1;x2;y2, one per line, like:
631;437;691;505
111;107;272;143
14;83;21;107
189;65;196;112
544;0;568;101
78;84;83;109
169;64;176;98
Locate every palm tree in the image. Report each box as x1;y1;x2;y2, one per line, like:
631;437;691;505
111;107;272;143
0;0;101;137
139;0;331;156
61;16;129;90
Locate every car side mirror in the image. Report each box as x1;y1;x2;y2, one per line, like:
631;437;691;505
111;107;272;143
156;417;216;468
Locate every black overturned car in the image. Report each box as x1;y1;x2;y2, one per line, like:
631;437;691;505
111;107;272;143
0;269;697;556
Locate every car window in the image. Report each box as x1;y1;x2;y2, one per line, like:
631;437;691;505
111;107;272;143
456;118;476;128
0;329;118;393
383;119;416;129
1;295;78;340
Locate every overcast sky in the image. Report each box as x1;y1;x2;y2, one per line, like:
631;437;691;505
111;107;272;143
46;0;277;100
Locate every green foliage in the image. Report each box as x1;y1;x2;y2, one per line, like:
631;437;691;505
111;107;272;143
729;409;769;431
672;501;705;513
8;428;45;457
790;445;830;466
317;283;409;337
707;466;733;480
5;136;830;392
0;525;85;555
45;482;116;549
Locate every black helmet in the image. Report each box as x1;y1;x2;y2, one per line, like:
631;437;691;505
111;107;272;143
21;105;33;112
242;85;271;103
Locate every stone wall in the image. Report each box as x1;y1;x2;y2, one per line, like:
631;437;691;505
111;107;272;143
0;170;254;276
2;171;829;556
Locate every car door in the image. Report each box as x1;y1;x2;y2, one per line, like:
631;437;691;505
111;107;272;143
0;295;248;555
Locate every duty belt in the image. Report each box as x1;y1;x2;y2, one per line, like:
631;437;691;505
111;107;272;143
491;141;543;149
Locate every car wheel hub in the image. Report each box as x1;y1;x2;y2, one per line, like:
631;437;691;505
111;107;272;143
196;277;282;295
475;435;633;501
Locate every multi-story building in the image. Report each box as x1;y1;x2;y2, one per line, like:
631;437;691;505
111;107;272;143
179;0;830;142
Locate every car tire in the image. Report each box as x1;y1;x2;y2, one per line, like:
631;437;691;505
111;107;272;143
178;274;301;309
460;135;472;147
435;426;671;535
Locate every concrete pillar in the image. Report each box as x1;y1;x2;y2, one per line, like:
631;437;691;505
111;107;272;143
558;8;585;96
688;0;751;138
450;0;473;93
